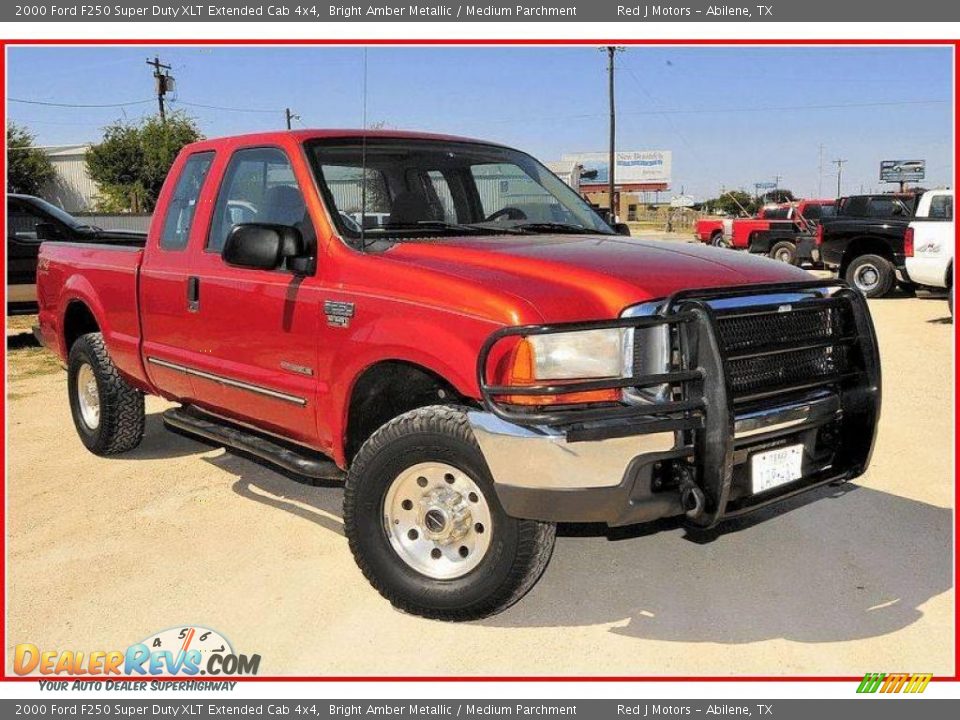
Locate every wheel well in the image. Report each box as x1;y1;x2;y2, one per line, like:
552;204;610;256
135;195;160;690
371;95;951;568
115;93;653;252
839;239;895;277
63;301;100;352
344;361;466;464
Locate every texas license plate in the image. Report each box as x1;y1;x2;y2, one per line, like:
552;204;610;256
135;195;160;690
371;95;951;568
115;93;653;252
750;444;804;494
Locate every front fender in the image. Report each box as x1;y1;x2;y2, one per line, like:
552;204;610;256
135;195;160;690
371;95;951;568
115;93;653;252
319;311;500;466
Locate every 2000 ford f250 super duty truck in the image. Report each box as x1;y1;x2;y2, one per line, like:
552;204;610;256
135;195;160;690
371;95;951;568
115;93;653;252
37;130;882;620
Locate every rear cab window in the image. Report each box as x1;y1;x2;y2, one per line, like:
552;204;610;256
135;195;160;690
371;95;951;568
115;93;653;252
928;194;953;220
160;151;215;251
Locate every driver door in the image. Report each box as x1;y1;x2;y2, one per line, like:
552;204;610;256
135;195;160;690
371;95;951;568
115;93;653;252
183;145;323;446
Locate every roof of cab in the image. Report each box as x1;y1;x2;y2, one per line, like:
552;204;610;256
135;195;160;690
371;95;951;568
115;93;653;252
181;128;504;153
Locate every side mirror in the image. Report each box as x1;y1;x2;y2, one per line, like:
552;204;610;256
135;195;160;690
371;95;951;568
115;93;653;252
35;222;62;241
222;223;312;274
612;222;631;237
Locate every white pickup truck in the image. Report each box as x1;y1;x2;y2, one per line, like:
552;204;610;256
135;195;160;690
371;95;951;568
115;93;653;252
904;189;955;311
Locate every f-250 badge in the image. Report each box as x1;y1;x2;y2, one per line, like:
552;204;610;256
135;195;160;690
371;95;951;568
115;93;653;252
324;300;355;328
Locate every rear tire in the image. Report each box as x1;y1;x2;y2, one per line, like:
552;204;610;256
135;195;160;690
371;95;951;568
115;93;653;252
343;405;556;620
68;332;145;456
769;241;798;265
845;254;895;298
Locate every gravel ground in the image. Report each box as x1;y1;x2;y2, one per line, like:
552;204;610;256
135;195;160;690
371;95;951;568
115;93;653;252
5;281;954;677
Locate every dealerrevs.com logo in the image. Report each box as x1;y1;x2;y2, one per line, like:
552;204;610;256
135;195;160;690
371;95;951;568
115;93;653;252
857;673;932;694
14;626;260;677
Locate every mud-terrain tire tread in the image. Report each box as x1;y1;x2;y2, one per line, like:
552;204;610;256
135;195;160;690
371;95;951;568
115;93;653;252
68;332;145;455
343;404;556;621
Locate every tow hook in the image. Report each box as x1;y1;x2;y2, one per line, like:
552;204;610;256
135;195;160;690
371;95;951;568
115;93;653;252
679;481;706;519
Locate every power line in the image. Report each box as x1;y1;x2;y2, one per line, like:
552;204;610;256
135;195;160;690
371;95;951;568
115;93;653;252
173;99;281;115
483;98;949;127
9;97;154;109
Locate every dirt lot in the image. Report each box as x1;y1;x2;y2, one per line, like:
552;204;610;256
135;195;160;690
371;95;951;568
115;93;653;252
5;284;955;677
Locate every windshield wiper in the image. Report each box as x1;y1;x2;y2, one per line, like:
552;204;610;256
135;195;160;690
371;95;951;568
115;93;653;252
504;221;600;235
412;220;523;235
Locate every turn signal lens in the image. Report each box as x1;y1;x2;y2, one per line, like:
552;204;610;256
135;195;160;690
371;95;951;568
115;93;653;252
499;332;627;406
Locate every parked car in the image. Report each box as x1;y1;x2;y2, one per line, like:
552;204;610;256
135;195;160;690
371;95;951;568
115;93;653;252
36;130;881;620
6;194;146;315
695;200;836;262
746;199;837;266
817;193;919;297
902;189;954;311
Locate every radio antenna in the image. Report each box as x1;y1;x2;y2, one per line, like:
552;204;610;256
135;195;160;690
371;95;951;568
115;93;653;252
359;48;369;251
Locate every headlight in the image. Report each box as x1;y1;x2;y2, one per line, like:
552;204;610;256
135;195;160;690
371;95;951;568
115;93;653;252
525;328;632;380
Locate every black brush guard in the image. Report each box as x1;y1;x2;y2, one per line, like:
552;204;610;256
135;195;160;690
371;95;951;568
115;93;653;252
477;279;882;528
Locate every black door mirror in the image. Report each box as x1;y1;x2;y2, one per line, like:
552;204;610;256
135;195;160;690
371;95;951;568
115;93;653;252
222;223;311;273
35;222;63;241
612;222;631;237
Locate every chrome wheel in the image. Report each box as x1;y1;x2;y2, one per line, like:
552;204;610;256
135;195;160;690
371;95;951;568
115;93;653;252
383;462;493;580
776;249;792;262
854;264;880;293
76;362;101;430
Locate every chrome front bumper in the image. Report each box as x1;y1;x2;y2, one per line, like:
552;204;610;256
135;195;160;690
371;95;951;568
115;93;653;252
468;392;843;525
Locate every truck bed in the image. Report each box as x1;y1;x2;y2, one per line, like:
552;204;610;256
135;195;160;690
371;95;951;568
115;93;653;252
36;241;148;389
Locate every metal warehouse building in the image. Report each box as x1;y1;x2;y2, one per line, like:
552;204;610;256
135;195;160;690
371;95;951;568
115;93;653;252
39;144;97;213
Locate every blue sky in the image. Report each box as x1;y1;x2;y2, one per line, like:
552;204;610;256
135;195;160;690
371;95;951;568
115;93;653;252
7;45;953;200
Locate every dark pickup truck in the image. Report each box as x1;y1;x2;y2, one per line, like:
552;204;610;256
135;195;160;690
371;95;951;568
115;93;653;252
7;194;147;315
818;193;918;297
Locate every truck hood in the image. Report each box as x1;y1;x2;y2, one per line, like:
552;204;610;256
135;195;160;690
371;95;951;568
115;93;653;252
384;234;811;322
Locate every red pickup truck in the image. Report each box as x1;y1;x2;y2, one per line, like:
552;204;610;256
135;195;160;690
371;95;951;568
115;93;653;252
697;200;836;263
37;130;881;620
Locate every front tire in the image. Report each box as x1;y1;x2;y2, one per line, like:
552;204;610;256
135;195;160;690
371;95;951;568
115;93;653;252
343;405;556;620
845;254;895;298
769;241;798;265
68;332;145;456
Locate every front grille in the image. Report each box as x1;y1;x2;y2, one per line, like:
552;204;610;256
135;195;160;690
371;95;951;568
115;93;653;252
714;299;859;402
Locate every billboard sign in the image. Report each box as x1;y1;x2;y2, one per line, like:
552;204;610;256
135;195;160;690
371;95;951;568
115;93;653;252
880;159;926;182
563;150;672;186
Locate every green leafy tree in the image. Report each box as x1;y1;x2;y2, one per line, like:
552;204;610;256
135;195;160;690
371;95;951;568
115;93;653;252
704;190;756;217
86;113;202;212
7;123;55;196
761;188;796;204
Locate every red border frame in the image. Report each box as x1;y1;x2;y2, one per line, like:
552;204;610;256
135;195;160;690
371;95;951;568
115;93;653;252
1;36;957;684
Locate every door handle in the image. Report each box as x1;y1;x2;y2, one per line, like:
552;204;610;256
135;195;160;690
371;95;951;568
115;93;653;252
187;276;200;312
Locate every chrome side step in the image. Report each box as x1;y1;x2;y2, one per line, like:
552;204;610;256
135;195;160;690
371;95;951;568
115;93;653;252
162;406;345;481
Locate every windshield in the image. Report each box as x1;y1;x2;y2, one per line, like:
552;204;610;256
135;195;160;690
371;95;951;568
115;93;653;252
28;196;86;229
307;138;615;245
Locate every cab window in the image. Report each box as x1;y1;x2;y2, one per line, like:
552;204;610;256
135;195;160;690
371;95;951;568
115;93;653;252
208;147;315;254
159;152;214;251
929;195;953;220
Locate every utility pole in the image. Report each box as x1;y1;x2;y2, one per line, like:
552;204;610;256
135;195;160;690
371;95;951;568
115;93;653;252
817;144;825;197
832;158;847;198
285;108;300;130
773;174;783;201
146;56;173;123
602;46;625;221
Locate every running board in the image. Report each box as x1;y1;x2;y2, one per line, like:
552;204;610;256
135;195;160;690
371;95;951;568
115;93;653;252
162;406;346;481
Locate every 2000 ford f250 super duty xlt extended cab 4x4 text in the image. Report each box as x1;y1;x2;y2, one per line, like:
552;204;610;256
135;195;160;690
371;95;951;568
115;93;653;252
37;130;882;620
